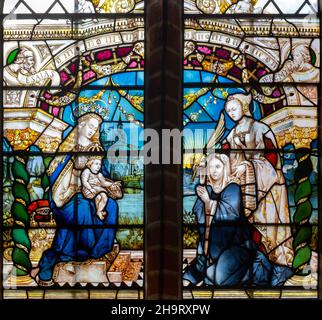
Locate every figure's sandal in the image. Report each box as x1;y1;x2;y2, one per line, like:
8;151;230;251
35;275;55;287
31;268;54;287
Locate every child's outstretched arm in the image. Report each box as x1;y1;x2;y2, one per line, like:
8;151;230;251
98;173;114;187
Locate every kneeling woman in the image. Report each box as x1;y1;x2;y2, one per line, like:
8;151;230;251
183;153;293;287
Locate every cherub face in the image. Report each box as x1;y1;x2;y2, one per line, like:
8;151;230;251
89;159;102;174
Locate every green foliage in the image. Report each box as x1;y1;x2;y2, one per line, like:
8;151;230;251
12;229;31;251
11;156;32;277
116;229;143;250
11;201;29;226
41;175;50;191
183;210;197;224
310;47;317;66
6;48;19;65
41;157;52;200
295;152;313;180
294;200;312;224
13;267;29;277
292;151;314;274
118;215;143;225
293;245;311;271
12;247;32;272
293;225;312;249
43;156;53;169
294;179;311;204
12;182;30;204
12;160;29;184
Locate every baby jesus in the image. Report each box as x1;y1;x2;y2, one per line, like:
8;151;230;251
81;156;123;221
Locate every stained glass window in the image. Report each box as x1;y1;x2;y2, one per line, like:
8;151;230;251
2;0;144;299
182;0;320;299
2;0;321;302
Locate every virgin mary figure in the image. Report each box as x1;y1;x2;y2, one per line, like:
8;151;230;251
183;153;293;287
32;113;119;285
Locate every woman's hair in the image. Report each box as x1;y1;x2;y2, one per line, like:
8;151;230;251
78;113;103;126
225;93;252;117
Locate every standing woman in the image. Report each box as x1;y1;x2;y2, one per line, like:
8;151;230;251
223;93;294;268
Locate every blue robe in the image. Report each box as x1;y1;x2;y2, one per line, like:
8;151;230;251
183;183;293;287
38;155;118;282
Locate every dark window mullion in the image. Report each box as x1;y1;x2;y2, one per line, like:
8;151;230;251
0;0;4;302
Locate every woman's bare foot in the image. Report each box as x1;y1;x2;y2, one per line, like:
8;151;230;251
31;268;54;286
30;267;39;279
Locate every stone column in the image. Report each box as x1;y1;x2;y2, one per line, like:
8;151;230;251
145;0;183;299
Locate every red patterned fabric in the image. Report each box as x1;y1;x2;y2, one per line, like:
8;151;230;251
28;200;50;214
222;142;230;150
264;136;278;167
252;228;267;254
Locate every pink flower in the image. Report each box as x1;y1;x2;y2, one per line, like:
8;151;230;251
60;71;69;83
53;107;60;116
83;71;96;81
69;63;76;74
116;47;132;57
192;59;201;67
96;50;112;61
129;61;138;68
197;46;212;55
